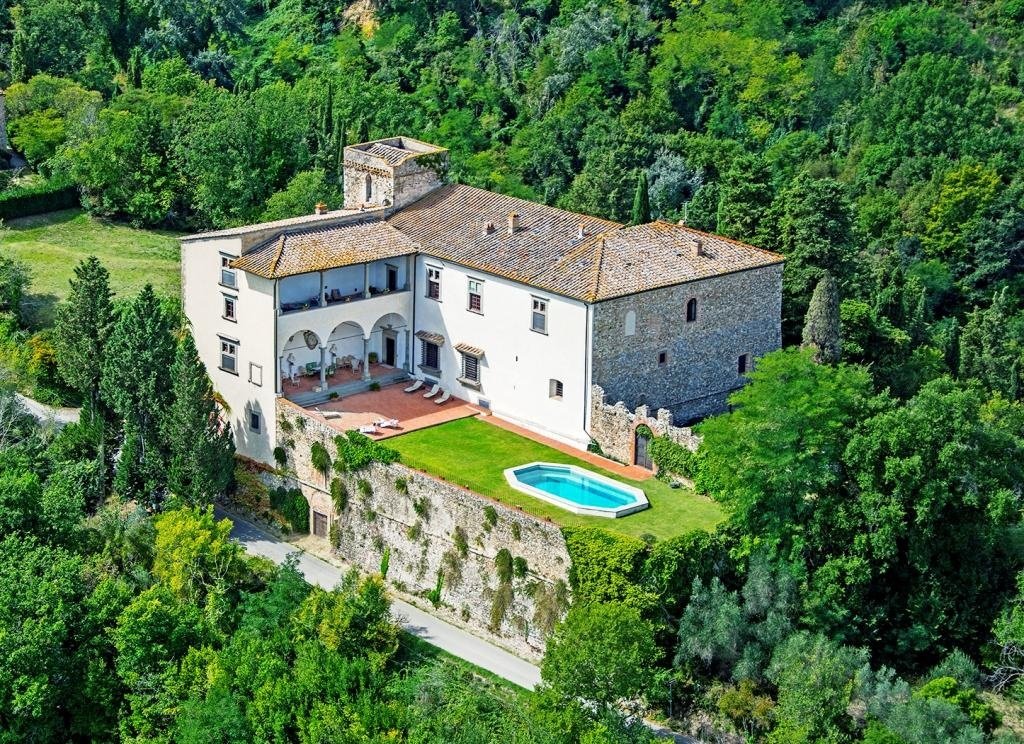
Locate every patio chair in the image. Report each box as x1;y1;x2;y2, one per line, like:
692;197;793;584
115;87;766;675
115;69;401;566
434;390;451;405
358;424;378;435
375;418;400;429
422;383;440;399
404;379;424;394
305;362;318;376
315;407;342;420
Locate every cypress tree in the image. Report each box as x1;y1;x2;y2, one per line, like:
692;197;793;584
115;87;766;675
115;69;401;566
53;256;114;414
802;273;841;365
101;284;175;504
631;170;651;225
165;332;235;507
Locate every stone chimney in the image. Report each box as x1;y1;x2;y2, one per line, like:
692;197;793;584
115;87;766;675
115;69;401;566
314;202;328;215
482;221;495;236
578;224;587;239
508;212;520;234
692;238;705;257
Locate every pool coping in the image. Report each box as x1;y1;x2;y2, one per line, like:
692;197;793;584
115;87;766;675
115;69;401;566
503;462;650;518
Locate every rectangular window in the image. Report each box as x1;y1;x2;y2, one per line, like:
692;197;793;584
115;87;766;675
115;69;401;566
467;279;483;313
460;352;480;383
531;297;548;334
658;350;668;367
220;255;237;288
223;295;237;321
549;379;564;400
738;354;750;375
219;338;238;374
249;362;262;386
249;409;261;432
426;266;442;300
421;340;440;370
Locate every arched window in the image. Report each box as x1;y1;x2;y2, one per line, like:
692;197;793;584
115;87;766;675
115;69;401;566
624;309;636;336
364;173;372;201
686;298;697;323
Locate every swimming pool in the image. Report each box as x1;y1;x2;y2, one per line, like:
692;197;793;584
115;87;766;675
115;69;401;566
503;462;649;518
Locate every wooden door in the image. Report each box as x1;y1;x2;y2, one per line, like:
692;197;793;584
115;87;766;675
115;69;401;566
312;511;328;538
634;431;653;470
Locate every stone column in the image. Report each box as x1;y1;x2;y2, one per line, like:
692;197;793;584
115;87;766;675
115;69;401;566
404;254;412;290
277;356;283;394
362;337;371;381
319;346;327;389
403;329;411;372
363;263;370;299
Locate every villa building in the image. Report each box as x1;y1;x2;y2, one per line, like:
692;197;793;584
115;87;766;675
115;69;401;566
180;136;783;467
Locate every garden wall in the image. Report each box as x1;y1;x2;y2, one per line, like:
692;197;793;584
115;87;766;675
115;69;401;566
589;384;701;466
274;399;571;658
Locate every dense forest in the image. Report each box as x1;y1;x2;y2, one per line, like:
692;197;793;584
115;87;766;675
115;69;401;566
4;0;1024;741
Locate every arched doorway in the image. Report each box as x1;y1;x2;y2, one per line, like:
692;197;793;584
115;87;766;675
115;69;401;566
371;312;409;370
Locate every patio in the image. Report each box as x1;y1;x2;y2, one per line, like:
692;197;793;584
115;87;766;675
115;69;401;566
282;361;401;396
301;381;479;438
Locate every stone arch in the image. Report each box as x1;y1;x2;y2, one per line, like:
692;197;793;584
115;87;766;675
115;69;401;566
364;172;372;201
686;297;698;323
281;329;321;381
370;312;410;370
325;321;365;368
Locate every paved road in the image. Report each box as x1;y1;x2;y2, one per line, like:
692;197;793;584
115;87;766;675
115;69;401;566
218;509;543;691
15;393;80;425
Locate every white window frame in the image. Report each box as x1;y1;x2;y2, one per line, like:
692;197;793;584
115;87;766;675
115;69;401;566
223;294;237;322
426;266;442;301
467;278;483;313
249;362;263;386
219;337;238;375
531;296;548;334
220;254;237;288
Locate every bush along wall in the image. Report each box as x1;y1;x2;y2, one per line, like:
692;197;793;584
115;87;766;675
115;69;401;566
0;180;79;220
637;424;697;480
270;486;309;533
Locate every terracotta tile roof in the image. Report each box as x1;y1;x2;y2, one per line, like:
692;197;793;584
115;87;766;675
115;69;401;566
180;207;377;242
366;142;415;165
387;184;620;298
229;219;418;279
580;221;784;301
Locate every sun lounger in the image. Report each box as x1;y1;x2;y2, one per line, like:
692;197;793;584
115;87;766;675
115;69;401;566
434;390;451;405
404;379;424;394
375;418;400;429
422;383;440;399
358;424;378;435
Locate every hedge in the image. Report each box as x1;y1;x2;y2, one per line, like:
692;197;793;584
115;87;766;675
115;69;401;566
0;181;79;220
270;486;310;533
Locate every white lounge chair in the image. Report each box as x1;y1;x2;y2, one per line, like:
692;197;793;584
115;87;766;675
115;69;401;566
375;418;400;429
422;383;440;399
404;379;424;394
315;407;343;420
358;424;378;435
434;390;451;405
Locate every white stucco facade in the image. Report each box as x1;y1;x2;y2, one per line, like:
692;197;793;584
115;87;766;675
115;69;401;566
411;256;591;448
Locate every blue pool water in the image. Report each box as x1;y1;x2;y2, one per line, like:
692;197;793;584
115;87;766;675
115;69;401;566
513;464;638;509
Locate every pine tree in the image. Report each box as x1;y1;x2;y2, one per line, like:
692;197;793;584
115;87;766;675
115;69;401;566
101;284;176;504
802;273;841;365
716;153;774;242
165;332;235;507
631;170;651;225
53;256;114;414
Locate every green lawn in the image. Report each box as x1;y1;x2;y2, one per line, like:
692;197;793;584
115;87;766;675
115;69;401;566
388;417;724;541
1;209;182;328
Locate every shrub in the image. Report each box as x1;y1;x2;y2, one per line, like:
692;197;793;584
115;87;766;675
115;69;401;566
357;478;373;497
441;549;463;588
334;431;400;471
232;464;270;512
483;504;498;531
649;435;695;479
310;441;331;480
453;526;469;557
379;546;390;578
295;416;306;430
0;180;79;220
413;496;430;521
328;519;340;548
495;548;514;584
511;522;521;540
278;417;293;433
563;527;656;609
330;478;348;512
489;583;513;631
269;487;309;533
369;381;381;391
427;570;444;607
407;521;422;540
513;556;528;578
272;446;287;467
395;476;408;493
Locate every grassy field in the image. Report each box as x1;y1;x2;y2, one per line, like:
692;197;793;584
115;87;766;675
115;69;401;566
2;209;182;328
388;417;725;541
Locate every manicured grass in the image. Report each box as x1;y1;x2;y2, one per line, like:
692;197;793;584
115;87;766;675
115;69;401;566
2;209;182;327
388;417;725;541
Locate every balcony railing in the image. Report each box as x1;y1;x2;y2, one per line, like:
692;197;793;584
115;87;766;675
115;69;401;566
279;286;408;315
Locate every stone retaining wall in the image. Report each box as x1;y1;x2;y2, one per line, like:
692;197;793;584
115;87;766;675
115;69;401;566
274;399;571;658
588;384;701;466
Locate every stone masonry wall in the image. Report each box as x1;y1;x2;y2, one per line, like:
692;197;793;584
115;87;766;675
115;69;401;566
591;264;783;425
275;399;571;658
589;384;700;466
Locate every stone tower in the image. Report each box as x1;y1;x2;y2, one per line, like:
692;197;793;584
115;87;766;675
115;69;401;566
342;136;448;211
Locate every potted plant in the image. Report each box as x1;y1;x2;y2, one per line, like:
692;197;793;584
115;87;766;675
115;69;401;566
368;351;379;364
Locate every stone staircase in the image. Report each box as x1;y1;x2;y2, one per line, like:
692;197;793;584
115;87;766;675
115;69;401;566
287;369;410;407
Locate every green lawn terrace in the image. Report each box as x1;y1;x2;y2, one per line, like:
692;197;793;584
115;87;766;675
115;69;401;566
387;416;724;541
2;209;182;328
